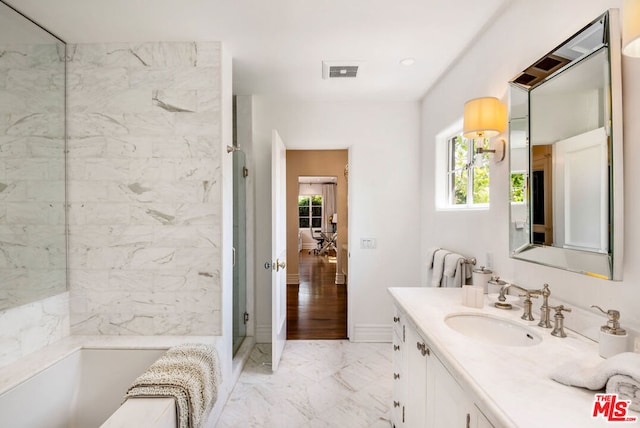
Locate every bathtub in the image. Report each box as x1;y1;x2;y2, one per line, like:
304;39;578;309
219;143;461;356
0;347;167;428
0;335;228;428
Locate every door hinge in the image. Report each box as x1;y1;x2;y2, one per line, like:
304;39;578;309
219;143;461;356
243;312;249;324
402;406;405;423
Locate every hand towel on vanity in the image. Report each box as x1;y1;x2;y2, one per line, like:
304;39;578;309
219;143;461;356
430;249;450;287
608;374;640;412
550;352;640;411
442;253;472;288
124;343;221;428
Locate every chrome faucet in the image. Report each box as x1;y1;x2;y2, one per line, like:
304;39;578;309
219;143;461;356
537;284;552;328
495;283;539;321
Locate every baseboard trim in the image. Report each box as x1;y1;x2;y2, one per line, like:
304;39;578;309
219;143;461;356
287;274;299;284
256;324;272;343
352;324;392;342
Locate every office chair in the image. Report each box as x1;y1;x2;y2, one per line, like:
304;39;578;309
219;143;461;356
309;228;323;255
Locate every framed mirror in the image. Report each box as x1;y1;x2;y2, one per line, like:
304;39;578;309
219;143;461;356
0;1;67;310
508;10;623;280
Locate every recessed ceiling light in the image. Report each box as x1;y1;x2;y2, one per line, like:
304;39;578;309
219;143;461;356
400;57;416;67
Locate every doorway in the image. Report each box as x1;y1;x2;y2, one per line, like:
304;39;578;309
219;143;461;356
284;150;348;340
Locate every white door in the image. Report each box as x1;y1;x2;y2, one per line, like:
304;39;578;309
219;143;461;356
552;126;608;252
271;130;287;371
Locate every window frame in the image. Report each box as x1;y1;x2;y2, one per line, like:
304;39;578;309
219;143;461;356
442;132;491;209
298;195;323;229
510;170;527;205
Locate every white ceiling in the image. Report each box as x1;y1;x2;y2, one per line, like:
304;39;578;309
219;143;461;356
6;0;508;101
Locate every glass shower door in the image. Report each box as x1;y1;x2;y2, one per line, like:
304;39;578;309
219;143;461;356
232;150;247;355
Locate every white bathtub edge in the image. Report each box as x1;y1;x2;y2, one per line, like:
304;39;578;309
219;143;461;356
101;398;176;428
0;336;222;398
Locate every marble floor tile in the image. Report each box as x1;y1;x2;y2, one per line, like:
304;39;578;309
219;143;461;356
217;340;392;428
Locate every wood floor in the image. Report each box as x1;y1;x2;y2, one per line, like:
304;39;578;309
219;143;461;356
287;251;347;340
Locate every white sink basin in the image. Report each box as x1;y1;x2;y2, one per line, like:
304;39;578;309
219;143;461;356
445;313;542;347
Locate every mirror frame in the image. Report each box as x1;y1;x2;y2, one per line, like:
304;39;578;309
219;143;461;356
508;10;624;280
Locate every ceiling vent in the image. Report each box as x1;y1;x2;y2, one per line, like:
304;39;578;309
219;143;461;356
322;61;363;79
510;54;570;88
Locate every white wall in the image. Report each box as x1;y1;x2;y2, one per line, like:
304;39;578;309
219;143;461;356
252;98;422;342
421;0;640;330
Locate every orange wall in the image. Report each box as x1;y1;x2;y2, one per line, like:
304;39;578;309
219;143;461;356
286;150;348;284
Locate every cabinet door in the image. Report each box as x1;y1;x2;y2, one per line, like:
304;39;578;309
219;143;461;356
427;353;472;428
405;325;429;428
473;405;495;428
392;329;405;428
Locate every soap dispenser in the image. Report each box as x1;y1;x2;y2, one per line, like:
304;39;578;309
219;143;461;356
591;305;628;358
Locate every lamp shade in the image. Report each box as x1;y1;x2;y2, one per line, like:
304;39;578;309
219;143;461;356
623;0;640;57
463;97;507;139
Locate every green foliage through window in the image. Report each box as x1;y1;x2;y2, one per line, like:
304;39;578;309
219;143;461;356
511;172;526;203
298;195;322;228
446;134;490;207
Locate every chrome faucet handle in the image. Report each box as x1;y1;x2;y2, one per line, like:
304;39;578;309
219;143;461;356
517;290;538;321
518;292;539;299
551;305;572;338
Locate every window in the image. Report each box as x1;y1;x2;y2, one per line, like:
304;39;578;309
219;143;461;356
298;195;322;228
445;134;490;207
510;171;526;204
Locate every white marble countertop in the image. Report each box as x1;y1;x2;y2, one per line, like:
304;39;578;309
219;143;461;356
0;335;219;397
388;287;617;428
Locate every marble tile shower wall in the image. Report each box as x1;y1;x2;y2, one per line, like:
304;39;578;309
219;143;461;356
67;42;223;335
0;43;66;306
0;43;69;367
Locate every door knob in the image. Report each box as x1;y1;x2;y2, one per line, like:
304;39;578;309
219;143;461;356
272;259;286;272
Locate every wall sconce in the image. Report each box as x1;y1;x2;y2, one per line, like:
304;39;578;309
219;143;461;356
463;96;507;162
623;0;640;57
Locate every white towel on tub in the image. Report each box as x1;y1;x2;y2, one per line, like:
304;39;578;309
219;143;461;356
124;343;221;428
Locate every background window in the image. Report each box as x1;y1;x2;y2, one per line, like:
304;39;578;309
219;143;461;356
510;171;526;203
298;195;322;228
446;134;490;207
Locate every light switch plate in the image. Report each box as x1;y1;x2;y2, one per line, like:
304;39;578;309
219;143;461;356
360;238;377;249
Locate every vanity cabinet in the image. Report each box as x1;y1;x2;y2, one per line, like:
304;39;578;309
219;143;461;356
392;307;407;427
393;306;495;428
